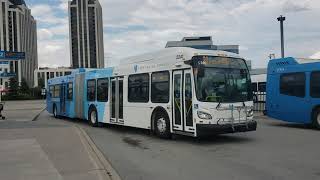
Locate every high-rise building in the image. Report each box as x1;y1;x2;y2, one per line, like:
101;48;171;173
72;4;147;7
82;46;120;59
0;0;38;87
68;0;104;69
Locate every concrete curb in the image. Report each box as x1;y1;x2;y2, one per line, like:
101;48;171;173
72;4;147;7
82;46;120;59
75;126;122;180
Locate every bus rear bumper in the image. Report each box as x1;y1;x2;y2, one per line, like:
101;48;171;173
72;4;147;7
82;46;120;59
196;121;257;137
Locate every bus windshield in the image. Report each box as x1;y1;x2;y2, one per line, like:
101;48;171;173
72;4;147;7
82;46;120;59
192;56;252;103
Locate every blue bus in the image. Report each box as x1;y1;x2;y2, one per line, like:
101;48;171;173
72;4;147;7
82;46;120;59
266;57;320;129
47;68;113;126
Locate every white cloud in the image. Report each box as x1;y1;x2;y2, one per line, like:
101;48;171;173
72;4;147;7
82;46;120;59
31;4;67;25
34;0;320;68
310;51;320;59
38;39;70;67
37;29;54;40
59;0;69;12
102;0;320;68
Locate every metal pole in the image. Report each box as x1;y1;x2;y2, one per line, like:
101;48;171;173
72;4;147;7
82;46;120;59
277;15;286;58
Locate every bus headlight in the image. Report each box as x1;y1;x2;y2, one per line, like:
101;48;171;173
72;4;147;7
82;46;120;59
246;109;254;117
197;111;212;120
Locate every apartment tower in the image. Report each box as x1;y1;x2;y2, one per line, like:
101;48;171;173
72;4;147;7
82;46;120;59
0;0;38;87
68;0;104;69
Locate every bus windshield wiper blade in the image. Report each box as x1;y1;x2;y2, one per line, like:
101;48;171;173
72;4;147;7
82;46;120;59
216;100;222;109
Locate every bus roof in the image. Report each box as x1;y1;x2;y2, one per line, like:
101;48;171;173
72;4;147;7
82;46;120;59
268;57;320;74
48;68;114;85
119;47;242;65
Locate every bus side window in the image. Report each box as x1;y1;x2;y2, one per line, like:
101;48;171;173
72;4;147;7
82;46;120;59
67;83;73;100
310;71;320;98
49;86;54;97
54;85;60;98
280;73;305;97
87;80;96;101
151;71;170;103
128;74;149;103
97;78;109;102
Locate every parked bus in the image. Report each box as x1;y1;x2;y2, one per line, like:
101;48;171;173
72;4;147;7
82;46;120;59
266;57;320;129
47;47;257;138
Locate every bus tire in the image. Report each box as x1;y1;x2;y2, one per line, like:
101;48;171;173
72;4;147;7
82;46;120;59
53;104;58;118
153;110;171;139
312;108;320;129
89;107;99;127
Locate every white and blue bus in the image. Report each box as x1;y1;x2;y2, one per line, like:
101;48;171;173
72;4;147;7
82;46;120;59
47;47;256;138
266;57;320;129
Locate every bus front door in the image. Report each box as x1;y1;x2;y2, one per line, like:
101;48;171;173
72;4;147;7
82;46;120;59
110;77;124;124
173;70;195;133
60;84;66;115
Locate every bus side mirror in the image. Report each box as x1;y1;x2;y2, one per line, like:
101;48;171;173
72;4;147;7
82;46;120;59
198;65;205;78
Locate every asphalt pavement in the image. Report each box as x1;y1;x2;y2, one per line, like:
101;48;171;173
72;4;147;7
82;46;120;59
3;100;320;180
0;100;117;180
65;114;320;180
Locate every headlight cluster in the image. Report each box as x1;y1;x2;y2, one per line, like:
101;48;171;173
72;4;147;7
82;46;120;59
246;109;254;117
197;111;212;120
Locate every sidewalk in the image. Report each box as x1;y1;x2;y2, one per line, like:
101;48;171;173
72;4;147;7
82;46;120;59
0;100;118;180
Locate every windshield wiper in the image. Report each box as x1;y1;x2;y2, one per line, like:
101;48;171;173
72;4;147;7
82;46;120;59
216;99;222;109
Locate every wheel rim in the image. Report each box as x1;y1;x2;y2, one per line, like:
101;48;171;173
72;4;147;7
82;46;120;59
91;111;97;124
317;113;320;125
157;118;166;133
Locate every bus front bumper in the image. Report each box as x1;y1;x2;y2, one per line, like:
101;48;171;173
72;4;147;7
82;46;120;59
196;121;257;137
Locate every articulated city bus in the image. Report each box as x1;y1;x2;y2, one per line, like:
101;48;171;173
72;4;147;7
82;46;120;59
266;57;320;129
47;47;257;138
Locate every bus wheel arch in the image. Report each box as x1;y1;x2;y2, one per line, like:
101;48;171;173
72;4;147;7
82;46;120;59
311;105;320;129
88;105;99;127
151;107;171;139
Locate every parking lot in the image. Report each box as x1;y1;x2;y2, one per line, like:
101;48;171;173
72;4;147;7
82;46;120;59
2;100;319;180
55;114;320;180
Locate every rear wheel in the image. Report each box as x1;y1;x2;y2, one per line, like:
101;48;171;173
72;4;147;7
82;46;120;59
89;108;99;127
312;108;320;129
153;111;171;139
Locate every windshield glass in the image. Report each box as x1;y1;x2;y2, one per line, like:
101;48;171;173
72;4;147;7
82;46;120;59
192;56;253;103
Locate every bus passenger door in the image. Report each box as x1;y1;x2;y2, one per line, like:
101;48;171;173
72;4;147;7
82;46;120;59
60;84;66;115
184;70;194;133
173;71;183;131
110;77;124;124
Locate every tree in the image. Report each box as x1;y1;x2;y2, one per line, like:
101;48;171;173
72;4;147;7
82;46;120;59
38;77;45;89
8;77;19;97
19;78;30;95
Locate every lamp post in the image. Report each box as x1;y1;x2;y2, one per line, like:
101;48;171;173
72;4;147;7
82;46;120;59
277;15;286;58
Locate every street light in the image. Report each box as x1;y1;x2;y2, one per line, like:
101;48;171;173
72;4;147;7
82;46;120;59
277;15;286;58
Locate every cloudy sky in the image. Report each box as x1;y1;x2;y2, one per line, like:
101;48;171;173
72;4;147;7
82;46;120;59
27;0;320;68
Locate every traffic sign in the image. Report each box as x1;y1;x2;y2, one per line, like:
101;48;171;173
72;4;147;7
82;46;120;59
0;51;25;60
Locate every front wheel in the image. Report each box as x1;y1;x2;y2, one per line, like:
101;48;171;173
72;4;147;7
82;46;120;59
154;112;171;139
312;108;320;129
89;108;99;127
